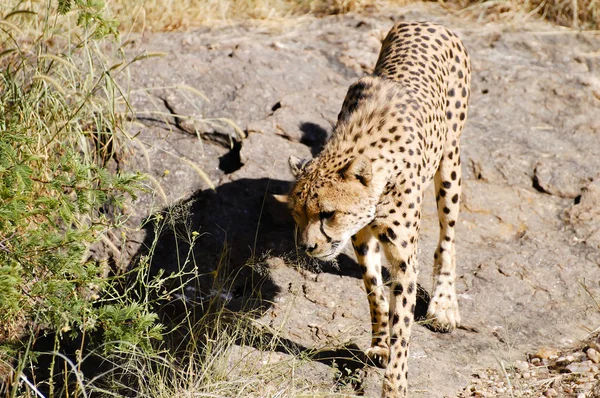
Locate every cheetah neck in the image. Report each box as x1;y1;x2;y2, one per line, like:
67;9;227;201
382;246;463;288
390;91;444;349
318;77;412;200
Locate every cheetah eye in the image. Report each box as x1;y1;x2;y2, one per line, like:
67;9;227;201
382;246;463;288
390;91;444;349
319;210;335;220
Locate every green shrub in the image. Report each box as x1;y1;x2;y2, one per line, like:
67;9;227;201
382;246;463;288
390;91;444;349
0;0;161;391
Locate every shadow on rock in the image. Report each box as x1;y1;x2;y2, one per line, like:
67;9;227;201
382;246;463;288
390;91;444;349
300;121;330;157
135;175;384;309
133;178;298;325
125;175;440;393
127;176;380;393
311;253;364;279
237;322;370;395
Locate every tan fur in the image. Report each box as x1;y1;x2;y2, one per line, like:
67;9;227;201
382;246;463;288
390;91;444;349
289;21;471;397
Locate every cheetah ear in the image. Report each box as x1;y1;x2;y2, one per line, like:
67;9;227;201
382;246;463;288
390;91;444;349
342;155;372;186
289;155;309;177
271;194;288;205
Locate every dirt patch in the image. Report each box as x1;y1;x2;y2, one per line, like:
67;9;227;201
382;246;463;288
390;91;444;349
459;330;600;397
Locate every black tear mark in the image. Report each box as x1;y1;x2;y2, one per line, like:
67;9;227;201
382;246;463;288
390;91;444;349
320;219;333;243
355;174;368;186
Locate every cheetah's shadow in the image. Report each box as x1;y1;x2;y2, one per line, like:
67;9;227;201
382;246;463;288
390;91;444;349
125;174;440;394
125;176;375;392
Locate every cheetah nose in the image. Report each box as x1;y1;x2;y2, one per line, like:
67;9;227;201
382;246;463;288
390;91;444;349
301;243;318;253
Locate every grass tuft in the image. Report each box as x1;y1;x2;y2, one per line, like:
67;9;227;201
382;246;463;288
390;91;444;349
107;0;600;32
448;0;599;29
107;0;411;31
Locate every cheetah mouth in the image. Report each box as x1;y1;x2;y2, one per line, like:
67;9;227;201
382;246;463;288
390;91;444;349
313;251;339;261
310;241;343;261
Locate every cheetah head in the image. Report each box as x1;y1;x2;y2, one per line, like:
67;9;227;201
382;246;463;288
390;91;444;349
287;154;380;261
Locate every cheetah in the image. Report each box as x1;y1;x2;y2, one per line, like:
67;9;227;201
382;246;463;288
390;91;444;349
287;21;471;397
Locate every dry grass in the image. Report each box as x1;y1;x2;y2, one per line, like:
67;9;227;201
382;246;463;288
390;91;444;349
529;0;599;29
105;0;600;32
451;0;600;29
106;0;409;31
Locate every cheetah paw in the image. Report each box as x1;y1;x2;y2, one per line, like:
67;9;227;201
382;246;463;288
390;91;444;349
426;288;460;332
365;345;389;369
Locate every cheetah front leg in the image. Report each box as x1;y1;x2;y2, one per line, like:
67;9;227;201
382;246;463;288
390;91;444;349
381;237;419;398
375;192;422;398
352;228;390;368
428;141;462;331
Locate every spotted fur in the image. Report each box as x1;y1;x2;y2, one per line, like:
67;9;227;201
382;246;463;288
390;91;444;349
288;21;471;397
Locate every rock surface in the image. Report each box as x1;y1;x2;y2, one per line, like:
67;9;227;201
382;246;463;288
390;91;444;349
112;3;600;396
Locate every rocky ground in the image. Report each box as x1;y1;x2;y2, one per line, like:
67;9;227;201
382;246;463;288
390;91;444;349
103;2;600;396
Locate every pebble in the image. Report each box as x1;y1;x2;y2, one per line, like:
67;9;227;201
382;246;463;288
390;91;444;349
460;342;600;397
513;360;529;372
572;351;588;362
535;347;558;359
266;257;286;269
588;348;600;363
410;348;427;359
566;360;596;374
557;356;571;365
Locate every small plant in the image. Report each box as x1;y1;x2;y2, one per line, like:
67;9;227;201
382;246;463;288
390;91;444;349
0;0;156;394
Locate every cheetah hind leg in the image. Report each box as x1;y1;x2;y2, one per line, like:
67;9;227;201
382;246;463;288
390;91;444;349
352;229;390;368
427;150;462;332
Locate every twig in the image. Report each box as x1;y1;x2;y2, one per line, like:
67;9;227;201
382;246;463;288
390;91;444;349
493;353;515;398
19;374;46;398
